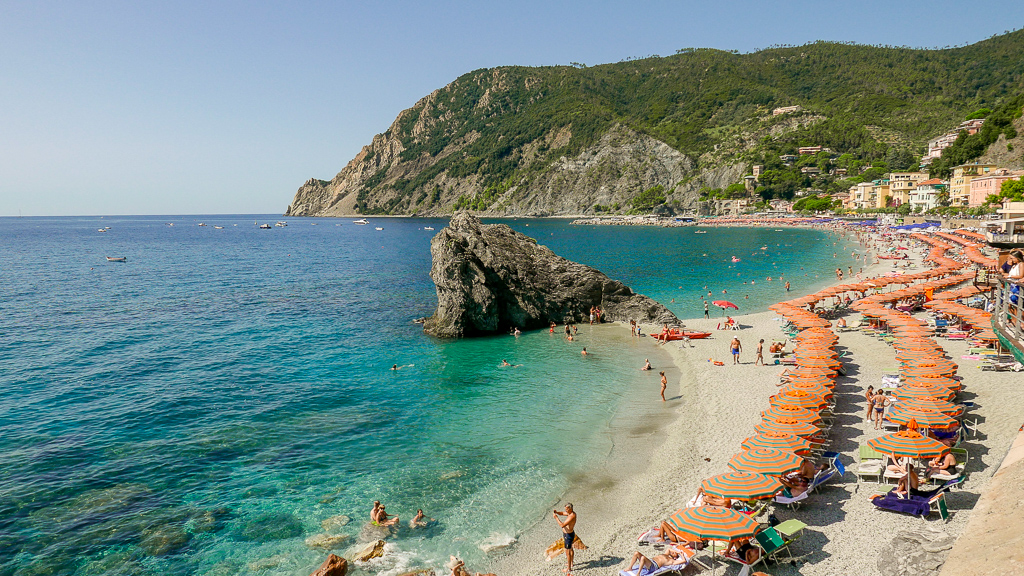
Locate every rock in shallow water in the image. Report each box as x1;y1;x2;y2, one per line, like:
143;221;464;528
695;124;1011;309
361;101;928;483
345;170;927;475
309;553;348;576
350;539;386;562
321;514;351;531
423;212;679;337
237;512;304;542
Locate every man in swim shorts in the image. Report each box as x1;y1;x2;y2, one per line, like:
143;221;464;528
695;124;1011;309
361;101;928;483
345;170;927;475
553;503;578;575
730;337;742;364
625;547;687;575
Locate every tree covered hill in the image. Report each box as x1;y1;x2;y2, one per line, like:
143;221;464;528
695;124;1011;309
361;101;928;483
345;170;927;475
285;29;1024;217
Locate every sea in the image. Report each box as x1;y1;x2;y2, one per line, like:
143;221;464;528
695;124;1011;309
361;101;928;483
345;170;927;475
0;215;860;576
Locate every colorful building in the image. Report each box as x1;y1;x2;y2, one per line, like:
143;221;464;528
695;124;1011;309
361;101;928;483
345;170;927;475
909;178;946;211
968;169;1022;207
888;172;928;206
950;163;997;206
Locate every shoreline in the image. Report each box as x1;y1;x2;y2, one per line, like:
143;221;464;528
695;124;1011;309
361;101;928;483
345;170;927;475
489;229;1024;576
490;230;875;574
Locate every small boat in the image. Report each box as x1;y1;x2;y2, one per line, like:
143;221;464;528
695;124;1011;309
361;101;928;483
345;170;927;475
275;221;287;227
214;226;224;229
424;226;435;231
198;223;207;227
649;330;712;341
97;228;107;232
167;223;174;227
353;219;369;225
106;256;127;262
259;223;271;229
731;257;741;262
375;227;383;231
694;230;707;234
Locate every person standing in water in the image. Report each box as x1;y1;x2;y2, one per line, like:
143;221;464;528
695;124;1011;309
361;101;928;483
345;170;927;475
553;503;578;575
659;371;667;401
704;300;710;318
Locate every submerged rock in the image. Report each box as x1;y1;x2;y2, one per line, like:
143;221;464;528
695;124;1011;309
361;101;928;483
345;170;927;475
309;553;348;576
237;512;304;542
423;212;679;337
321;514;351;531
305;533;352;550
357;522;394;543
139;524;191;556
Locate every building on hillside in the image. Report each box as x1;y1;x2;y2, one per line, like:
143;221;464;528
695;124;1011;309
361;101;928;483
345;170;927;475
921;118;987;165
888;172;928;206
772;105;802;116
848;182;875;210
752;165;763;179
950;163;997;206
988;201;1024;244
798;146;823;155
743;174;758;191
769;199;794;212
909;178;946;212
780;154;798;165
831;168;848;176
800;166;821;175
968;169;1023;207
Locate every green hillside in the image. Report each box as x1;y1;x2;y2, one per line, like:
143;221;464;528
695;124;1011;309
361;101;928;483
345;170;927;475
303;30;1024;215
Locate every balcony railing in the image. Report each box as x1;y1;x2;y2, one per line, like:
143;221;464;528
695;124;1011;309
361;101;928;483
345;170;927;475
993;276;1024;364
986;232;1024;245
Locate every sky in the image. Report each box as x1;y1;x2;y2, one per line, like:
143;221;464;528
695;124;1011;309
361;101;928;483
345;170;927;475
2;1;1023;216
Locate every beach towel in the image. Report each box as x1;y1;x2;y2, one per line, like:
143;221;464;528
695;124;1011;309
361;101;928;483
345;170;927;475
544;534;587;560
870;491;930;516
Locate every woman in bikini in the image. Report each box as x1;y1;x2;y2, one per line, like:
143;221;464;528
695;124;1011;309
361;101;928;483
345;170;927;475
873;390;889;430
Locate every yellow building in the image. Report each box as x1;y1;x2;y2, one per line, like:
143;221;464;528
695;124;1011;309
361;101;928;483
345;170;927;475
950;164;996;207
873;181;891;209
888;172;928;206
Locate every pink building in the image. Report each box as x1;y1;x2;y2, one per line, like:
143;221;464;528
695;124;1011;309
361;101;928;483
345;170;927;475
968;170;1022;207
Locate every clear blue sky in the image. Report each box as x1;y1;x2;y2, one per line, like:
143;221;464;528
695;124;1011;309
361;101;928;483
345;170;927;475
2;1;1022;216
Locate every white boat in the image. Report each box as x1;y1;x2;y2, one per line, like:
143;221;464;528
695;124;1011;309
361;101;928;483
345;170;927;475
353;219;369;225
424;226;435;231
375;227;383;231
198;223;207;227
106;256;126;262
214;226;224;229
259;223;271;229
275;221;287;227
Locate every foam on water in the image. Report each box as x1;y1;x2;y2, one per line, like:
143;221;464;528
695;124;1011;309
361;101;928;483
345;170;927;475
0;215;859;575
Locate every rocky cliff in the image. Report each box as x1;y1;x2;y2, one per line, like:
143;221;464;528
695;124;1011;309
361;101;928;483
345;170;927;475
422;212;679;338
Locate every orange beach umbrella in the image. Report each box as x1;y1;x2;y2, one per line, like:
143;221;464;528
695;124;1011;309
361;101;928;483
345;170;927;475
867;429;949;459
727;447;803;476
741;432;812;455
700;471;784;500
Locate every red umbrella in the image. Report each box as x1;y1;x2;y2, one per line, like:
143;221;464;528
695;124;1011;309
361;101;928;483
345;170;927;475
713;300;739;310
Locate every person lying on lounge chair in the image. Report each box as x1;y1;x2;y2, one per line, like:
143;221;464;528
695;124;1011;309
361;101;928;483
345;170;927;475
654;521;689;544
925;452;957;478
725;538;761;564
693;487;731;508
625;547;689;575
779;459;826;496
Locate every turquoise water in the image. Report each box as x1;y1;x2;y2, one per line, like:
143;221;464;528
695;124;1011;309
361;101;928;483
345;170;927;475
0;216;858;575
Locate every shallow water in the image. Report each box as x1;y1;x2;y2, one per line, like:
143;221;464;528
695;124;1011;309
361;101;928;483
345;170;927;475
0;216;858;575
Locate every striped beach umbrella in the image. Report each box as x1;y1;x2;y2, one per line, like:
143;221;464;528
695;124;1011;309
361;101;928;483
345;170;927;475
727;447;803;476
901;360;958;377
762;405;823;425
887;404;957;428
786;366;838;379
741;432;812;456
898;396;963;416
778;381;834;399
782;373;835;388
894;383;956;402
754;418;823;439
794;348;840;360
700;471;784;500
771;390;830;411
867;429;949;459
667;506;762;543
903;375;963;392
795;357;842;369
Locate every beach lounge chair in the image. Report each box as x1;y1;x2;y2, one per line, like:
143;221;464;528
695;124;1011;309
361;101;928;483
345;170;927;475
853;445;885;487
807;459;844;495
619;545;702;576
774;489;808;510
927;448;968;485
752;526;796;568
870;477;964;521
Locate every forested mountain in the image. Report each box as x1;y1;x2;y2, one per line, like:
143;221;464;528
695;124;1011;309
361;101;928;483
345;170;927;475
285;30;1024;217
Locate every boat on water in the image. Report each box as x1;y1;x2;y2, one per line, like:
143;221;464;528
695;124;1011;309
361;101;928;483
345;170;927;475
649;330;712;341
97;228;107;232
214;226;224;229
198;223;207;227
275;221;287;227
375;227;383;231
106;256;127;262
353;219;369;225
259;223;271;229
424;226;435;231
694;230;707;234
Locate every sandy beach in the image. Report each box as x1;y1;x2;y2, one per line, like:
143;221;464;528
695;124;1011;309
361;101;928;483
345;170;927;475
489;235;1023;576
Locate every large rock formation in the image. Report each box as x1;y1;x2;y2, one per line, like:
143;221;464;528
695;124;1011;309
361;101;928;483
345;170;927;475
309;554;348;576
423;213;679;338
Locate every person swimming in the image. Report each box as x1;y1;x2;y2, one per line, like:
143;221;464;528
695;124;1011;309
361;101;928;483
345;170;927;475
410;509;435;528
581;347;589;356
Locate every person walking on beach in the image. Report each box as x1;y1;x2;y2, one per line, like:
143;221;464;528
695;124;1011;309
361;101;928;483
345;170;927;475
553;504;578;575
864;385;875;421
730;337;742;364
704;300;709;318
659;371;667;401
755;339;764;366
